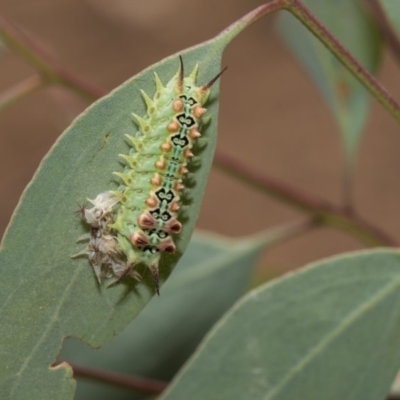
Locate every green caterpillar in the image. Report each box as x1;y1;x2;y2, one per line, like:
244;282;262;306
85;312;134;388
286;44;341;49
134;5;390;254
74;57;226;294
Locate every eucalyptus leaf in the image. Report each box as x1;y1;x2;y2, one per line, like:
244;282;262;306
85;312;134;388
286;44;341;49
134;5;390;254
0;36;230;399
60;229;273;400
379;0;400;38
277;0;382;158
162;249;400;400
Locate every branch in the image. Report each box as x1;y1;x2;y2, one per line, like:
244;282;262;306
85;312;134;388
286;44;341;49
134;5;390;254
283;0;400;124
214;150;397;247
216;0;285;46
364;0;400;64
219;0;400;124
0;14;105;102
0;75;45;111
65;362;167;394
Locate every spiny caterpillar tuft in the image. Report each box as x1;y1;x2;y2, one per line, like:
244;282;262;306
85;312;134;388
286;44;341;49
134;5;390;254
73;57;227;295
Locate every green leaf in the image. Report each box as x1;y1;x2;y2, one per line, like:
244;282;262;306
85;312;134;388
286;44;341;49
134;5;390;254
277;0;383;158
161;250;400;400
60;229;273;400
0;37;230;399
379;0;400;37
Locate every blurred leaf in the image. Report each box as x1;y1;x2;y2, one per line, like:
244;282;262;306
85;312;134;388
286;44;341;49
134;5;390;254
0;37;231;399
161;250;400;400
379;0;400;37
277;0;382;158
390;370;400;396
61;228;278;400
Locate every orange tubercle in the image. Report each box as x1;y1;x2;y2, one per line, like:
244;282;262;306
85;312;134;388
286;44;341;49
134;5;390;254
193;105;207;118
130;231;150;247
173;99;184;111
165;218;182;234
146;196;158;208
189;128;201;139
174;182;184;191
137;212;157;229
157;238;176;254
170;201;180;212
168;121;180;132
185;149;194;158
155;159;166;170
161;142;172;152
180;166;189;175
151;174;162;186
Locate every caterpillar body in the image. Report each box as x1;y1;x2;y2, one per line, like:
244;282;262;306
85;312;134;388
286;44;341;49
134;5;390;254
74;57;226;294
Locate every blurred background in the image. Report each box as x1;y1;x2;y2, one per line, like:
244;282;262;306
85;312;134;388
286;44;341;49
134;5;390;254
1;0;400;279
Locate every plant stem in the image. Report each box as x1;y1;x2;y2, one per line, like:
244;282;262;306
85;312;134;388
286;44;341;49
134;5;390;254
364;0;400;65
214;150;397;247
0;14;104;102
250;217;320;248
64;361;167;394
283;0;400;123
0;75;45;111
216;0;285;46
218;0;400;124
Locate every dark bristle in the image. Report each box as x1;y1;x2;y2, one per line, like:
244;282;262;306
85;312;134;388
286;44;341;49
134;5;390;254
178;55;184;92
75;201;87;218
201;66;228;92
150;265;160;296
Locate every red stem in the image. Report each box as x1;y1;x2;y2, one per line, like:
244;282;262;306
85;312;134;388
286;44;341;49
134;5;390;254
0;14;105;101
0;74;45;110
364;0;400;64
283;0;400;123
57;361;168;394
214;150;397;247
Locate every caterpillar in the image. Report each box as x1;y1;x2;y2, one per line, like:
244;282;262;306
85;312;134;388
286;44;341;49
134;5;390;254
74;57;226;295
